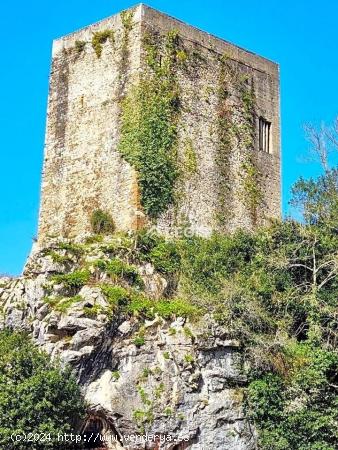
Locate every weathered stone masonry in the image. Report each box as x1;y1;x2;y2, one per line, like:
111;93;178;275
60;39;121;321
38;4;280;244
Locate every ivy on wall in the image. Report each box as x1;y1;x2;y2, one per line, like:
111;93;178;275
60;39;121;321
216;56;235;228
92;30;115;58
217;55;263;227
118;29;182;219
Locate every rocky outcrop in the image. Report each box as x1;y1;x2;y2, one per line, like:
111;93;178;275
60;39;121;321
0;239;256;450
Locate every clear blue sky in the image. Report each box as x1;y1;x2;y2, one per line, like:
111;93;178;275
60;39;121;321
0;0;337;275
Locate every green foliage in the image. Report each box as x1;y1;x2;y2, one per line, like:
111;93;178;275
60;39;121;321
140;368;152;381
291;168;338;232
111;370;120;381
153;298;200;319
154;382;165;398
56;242;85;257
133;335;145;347
163;351;170;360
43;295;83;313
118;31;181;218
90;209;115;235
75;40;86;53
180;230;257;295
241;158;264;223
132;408;154;431
51;270;90;294
184;353;195;364
101;284;130;307
84;234;104;244
183;326;194;338
149;241;181;274
176;49;188;64
120;10;134;31
82;303;102;318
127;293;200;320
92;30;114;57
0;330;85;449
95;258;142;286
246;344;338;450
182;138;198;175
135;229;181;274
43;249;72;264
217;55;260;227
164;407;173;416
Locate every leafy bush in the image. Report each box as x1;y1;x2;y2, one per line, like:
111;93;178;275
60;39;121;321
148;241;181;274
0;330;85;449
51;270;90;295
90;209;115;235
246;344;338;450
135;229;181;278
101;284;130;306
291;168;338;231
126;292;199;320
95;258;142;286
178;230;257;296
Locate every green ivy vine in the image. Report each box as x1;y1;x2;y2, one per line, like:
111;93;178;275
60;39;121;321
118;29;181;219
217;55;263;226
92;30;115;58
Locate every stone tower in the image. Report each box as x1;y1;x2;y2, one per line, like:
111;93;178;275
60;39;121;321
38;4;280;244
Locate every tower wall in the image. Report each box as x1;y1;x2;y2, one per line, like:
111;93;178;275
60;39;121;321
38;4;280;243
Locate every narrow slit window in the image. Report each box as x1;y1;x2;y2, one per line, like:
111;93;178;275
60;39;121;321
259;117;271;153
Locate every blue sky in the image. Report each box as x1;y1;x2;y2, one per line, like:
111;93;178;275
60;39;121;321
0;0;337;275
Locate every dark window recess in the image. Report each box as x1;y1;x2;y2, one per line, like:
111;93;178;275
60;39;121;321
259;117;271;153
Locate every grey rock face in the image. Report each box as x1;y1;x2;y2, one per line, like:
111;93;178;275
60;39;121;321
0;250;256;450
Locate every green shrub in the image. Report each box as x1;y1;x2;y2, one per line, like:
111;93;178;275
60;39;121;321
101;284;129;306
126;293;153;317
43;250;72;264
51;270;90;294
83;304;102;317
149;240;181;274
95;258;142;286
84;234;104;245
154;298;201;319
126;294;200;320
246;345;338;450
56;242;85;256
92;30;114;57
0;330;85;449
120;10;134;31
164;407;173;416
180;230;257;294
183;326;193;338
44;295;83;313
133;336;145;347
90;209;115;234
